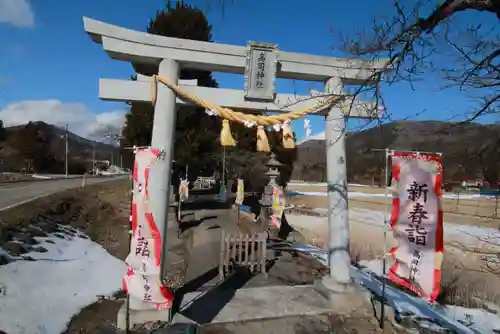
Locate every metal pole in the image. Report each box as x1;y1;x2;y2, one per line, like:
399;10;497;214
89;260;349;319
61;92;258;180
495;195;499;219
65;124;68;177
177;181;182;238
220;147;227;202
125;185;134;333
381;148;390;329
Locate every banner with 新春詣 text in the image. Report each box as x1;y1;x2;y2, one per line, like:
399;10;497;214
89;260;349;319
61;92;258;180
235;179;244;205
388;152;444;303
122;147;173;310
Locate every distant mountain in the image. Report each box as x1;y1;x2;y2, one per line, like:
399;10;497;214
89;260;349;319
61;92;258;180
292;120;500;187
0;121;120;174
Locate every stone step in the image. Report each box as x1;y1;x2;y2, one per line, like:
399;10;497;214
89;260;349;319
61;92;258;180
172;285;332;325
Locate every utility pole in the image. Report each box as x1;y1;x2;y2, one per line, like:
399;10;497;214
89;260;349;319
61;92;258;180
65;124;68;177
92;143;96;175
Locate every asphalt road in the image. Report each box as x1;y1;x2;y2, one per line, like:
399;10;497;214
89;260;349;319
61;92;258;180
0;176;126;211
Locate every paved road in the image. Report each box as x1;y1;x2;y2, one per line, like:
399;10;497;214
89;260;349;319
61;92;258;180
0;176;126;211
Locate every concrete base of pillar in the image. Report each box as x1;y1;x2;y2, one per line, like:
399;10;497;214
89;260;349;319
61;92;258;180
316;275;358;294
116;303;172;330
313;277;372;315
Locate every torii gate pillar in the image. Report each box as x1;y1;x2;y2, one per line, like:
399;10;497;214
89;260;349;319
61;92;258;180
149;59;179;279
319;76;354;292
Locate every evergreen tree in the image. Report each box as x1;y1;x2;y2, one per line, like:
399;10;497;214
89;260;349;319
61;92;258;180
121;0;221;183
121;0;297;192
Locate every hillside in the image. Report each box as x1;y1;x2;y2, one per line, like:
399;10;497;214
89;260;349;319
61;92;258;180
0;121;119;174
292;120;500;186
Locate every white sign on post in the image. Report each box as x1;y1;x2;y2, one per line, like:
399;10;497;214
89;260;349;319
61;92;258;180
244;41;278;101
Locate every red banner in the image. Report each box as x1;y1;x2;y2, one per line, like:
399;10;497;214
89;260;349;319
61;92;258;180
388;153;444;302
123;147;173;309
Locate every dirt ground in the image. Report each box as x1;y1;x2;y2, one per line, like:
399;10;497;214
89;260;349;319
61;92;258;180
1;181;416;333
199;312;408;334
0;179;132;261
2;177;495;333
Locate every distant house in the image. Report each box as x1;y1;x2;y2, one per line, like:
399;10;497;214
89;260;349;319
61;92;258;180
461;179;484;189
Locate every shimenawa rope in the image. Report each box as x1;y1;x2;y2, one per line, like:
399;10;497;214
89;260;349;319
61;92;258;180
151;74;347;152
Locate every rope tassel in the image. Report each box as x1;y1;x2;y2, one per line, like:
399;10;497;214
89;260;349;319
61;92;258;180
151;75;158;106
220;120;236;147
256;126;270;152
281;123;295;149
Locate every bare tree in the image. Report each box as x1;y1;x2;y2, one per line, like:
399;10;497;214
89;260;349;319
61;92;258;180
339;0;500;121
90;124;122;147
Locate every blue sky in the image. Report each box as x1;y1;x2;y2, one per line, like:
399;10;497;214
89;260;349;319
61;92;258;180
0;0;497;141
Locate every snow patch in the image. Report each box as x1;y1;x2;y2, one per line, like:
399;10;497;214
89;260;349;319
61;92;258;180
288;181;374;188
293;244;500;333
0;232;126;334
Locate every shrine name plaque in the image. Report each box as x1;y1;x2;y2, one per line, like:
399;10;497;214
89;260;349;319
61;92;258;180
244;41;279;102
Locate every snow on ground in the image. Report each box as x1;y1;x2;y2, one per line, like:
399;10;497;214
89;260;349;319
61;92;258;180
0;227;126;334
356;258;500;334
288;181;373;188
31;174;52;179
292;244;500;334
287;188;482;200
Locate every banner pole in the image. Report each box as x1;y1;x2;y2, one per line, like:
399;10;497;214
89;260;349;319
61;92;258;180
380;147;391;329
177;179;182;238
125;169;134;334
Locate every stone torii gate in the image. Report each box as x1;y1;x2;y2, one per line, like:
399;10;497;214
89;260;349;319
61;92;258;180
83;17;388;325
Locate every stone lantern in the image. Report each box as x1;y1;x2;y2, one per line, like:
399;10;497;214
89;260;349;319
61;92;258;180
258;153;282;230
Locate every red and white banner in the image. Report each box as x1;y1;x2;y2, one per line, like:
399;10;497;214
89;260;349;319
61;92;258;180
388;153;444;303
271;186;286;229
123;147;173;310
235;179;244;206
179;179;189;202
